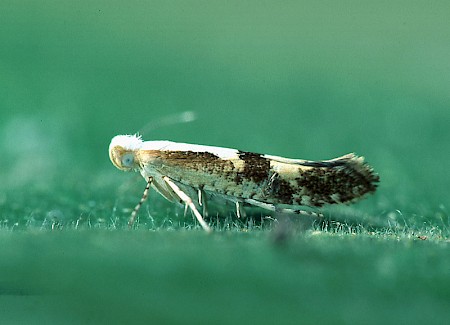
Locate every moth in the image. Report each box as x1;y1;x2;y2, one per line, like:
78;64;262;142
109;134;379;232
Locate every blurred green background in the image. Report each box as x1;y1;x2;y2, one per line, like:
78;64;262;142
0;1;449;324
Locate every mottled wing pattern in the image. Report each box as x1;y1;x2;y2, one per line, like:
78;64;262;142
263;153;379;207
138;149;379;209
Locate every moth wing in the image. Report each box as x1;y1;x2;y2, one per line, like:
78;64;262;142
263;153;356;167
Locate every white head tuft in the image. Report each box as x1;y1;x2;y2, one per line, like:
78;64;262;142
109;134;143;153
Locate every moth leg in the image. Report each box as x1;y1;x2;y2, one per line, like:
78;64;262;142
244;198;323;218
244;198;277;212
275;207;323;218
198;187;209;218
290;209;323;218
235;200;246;219
129;176;153;228
235;201;241;218
163;176;212;233
183;203;189;217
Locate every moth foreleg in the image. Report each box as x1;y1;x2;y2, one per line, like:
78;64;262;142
129;176;153;228
162;176;212;233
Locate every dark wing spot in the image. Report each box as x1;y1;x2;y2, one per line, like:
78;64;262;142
295;159;379;206
237;151;270;184
163;151;220;161
266;172;295;204
160;151;234;175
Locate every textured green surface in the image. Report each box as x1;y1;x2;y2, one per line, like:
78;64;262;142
1;1;449;324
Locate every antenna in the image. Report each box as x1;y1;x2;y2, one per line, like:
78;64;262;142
138;110;197;135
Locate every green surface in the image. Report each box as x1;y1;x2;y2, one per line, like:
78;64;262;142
1;1;449;324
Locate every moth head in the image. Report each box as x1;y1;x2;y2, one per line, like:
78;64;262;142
109;134;143;171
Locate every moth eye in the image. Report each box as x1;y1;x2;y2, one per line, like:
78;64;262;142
121;153;135;168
